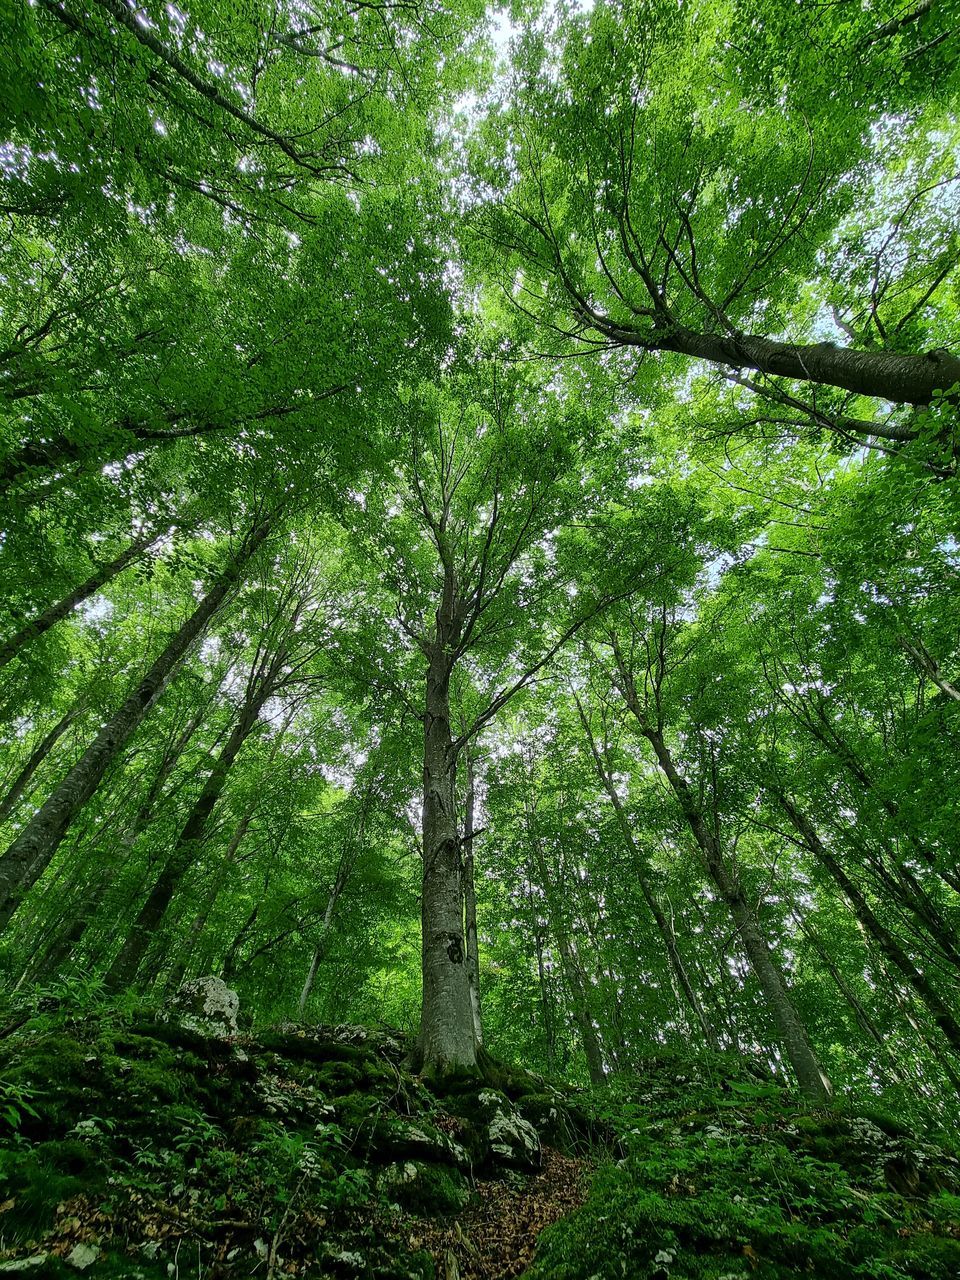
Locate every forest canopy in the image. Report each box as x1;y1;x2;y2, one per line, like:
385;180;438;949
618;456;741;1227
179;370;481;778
1;0;960;1135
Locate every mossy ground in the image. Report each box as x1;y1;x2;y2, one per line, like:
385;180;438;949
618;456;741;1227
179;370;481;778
527;1050;960;1280
1;1005;958;1280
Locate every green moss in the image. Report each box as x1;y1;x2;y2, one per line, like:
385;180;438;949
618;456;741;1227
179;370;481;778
312;1059;366;1094
517;1092;596;1152
256;1030;373;1065
379;1161;470;1215
526;1067;960;1280
0;1140;105;1243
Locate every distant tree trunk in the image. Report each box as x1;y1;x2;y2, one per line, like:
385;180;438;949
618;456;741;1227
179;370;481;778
522;790;607;1085
462;748;483;1047
529;896;557;1072
574;693;719;1049
840;821;960;972
645;725;832;1102
0;705;80;823
104;667;277;990
416;644;476;1077
165;805;256;991
556;932;607;1086
613;646;832;1101
221;899;262;983
0;529;160;671
297;880;344;1017
166;707;294;991
0;518;272;932
785;697;960;897
779;796;960;1058
792;911;907;1088
876;957;960;1095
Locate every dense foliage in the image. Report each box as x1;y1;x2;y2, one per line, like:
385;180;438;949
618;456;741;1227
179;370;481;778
1;0;960;1272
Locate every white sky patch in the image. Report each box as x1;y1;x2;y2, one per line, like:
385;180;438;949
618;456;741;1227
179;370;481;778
80;594;114;627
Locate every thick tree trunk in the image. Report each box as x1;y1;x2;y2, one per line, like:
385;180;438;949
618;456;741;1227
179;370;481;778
0;530;159;671
641;724;833;1103
0;706;79;822
780;797;960;1058
644;325;960;406
417;649;476;1078
0;519;272;931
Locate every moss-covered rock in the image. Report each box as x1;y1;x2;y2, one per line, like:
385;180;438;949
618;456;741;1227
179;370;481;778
377;1161;471;1214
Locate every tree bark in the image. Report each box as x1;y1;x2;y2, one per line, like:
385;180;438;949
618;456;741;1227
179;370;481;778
104;661;277;990
417;646;476;1077
0;529;160;671
462;747;483;1047
0;518;272;931
0;706;79;823
779;796;960;1059
611;320;960;406
638;717;832;1102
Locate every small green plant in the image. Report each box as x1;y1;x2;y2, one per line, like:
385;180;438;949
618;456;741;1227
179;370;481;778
0;1079;40;1131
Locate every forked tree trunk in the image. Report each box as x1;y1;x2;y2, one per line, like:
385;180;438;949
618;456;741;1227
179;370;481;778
0;519;272;932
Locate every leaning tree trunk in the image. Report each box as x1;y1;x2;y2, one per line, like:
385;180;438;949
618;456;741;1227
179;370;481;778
104;671;275;990
641;724;833;1103
0;518;272;931
633;323;960;406
0;529;160;671
416;646;476;1078
0;705;79;822
780;796;960;1059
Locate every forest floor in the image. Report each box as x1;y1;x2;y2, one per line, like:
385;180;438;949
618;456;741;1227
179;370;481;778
1;987;959;1279
405;1148;589;1279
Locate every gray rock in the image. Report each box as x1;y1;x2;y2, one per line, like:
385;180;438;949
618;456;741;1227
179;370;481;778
475;1090;541;1169
165;976;239;1037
